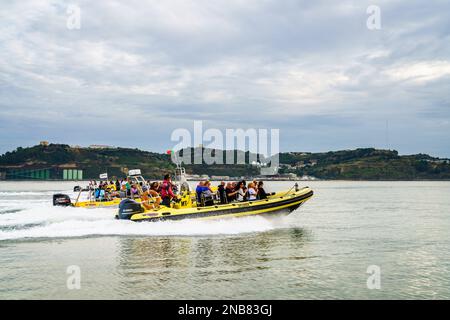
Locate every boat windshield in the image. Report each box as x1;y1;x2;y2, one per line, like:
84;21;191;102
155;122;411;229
128;175;146;185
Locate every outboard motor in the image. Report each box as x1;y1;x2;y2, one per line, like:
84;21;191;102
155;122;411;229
117;199;144;220
53;194;72;206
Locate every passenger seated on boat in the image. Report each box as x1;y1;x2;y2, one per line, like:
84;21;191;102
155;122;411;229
126;179;132;197
247;183;257;201
226;182;238;202
238;180;246;191
243;184;248;201
108;181;116;191
253;180;259;193
196;181;208;204
150;181;160;193
257;181;268;199
94;188;105;201
257;181;275;199
236;182;246;202
200;181;215;206
130;184;140;199
120;179;127;192
103;186;111;201
217;181;227;204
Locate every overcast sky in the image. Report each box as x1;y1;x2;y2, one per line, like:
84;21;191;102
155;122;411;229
1;0;449;157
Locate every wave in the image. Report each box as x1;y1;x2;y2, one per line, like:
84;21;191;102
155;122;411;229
0;217;276;241
0;187;297;241
0;191;69;196
0;202;277;241
0;204;112;227
0;208;24;215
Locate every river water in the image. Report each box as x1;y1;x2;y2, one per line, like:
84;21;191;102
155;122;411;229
0;181;449;299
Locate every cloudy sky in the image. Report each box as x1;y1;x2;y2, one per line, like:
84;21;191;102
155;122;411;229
1;0;449;157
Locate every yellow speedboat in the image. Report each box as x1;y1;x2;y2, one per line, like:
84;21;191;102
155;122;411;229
52;191;142;208
52;169;146;208
116;184;313;222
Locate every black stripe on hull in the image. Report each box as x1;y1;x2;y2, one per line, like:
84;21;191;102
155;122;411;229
134;190;313;222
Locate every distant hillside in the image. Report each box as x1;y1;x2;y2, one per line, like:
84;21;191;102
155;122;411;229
0;144;174;179
1;144;449;180
0;144;260;180
279;148;450;180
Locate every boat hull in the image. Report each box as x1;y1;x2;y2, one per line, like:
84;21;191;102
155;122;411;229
123;188;314;222
73;198;123;208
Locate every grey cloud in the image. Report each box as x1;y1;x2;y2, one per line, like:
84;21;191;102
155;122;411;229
0;0;449;157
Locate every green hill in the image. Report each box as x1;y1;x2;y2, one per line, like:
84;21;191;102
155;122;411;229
0;144;449;180
279;148;450;180
0;144;173;179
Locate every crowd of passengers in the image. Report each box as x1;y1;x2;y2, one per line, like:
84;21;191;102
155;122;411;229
88;178;167;205
88;174;273;209
197;179;274;206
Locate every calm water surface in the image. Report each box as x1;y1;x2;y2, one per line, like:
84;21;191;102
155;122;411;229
0;181;449;299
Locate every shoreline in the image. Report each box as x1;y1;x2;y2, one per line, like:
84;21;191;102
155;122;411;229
1;179;450;182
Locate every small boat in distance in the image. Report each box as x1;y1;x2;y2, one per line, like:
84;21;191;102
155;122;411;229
53;169;147;208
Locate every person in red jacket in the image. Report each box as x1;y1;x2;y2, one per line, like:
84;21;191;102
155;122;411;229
160;174;176;207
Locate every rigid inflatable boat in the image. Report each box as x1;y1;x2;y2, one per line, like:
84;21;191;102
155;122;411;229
116;184;313;222
52;169;146;208
53;195;131;208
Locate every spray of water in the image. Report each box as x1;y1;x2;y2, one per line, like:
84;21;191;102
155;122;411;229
0;193;281;241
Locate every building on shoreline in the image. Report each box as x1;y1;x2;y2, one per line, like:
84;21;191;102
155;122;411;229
89;145;116;149
0;167;83;181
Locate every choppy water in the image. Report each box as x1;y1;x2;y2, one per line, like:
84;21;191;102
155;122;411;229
0;181;449;299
